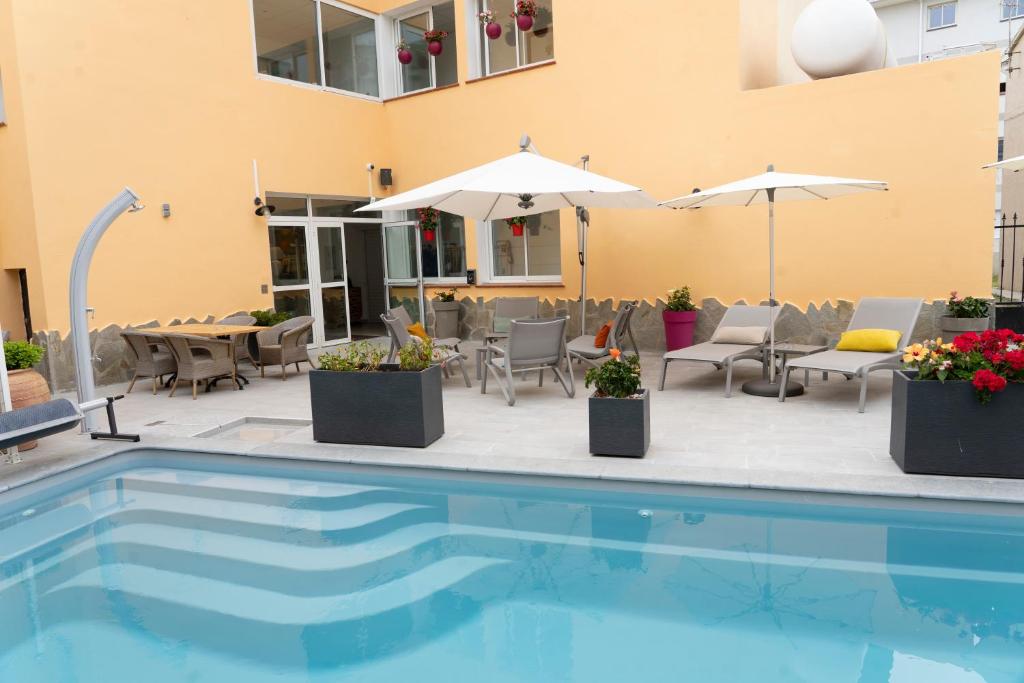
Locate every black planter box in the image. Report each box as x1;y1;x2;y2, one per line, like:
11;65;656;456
890;371;1024;478
589;389;650;458
995;303;1024;334
310;364;444;448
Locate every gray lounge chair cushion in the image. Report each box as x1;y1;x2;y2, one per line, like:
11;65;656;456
566;336;608;359
711;326;768;344
663;342;762;363
785;349;899;374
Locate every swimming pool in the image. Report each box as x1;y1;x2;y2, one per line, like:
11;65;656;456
1;450;1022;682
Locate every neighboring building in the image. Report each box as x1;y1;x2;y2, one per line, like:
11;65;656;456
872;0;1019;219
997;23;1024;297
0;0;1001;389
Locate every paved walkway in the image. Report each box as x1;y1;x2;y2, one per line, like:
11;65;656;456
4;348;1024;505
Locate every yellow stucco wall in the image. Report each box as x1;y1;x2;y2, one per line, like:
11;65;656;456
0;0;1000;334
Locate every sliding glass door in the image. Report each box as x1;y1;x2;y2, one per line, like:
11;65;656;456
382;221;424;323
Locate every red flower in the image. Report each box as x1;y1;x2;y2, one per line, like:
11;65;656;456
1006;349;1024;371
972;369;1007;393
953;332;980;353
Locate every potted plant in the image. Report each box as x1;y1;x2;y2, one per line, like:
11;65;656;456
511;0;537;31
506;216;527;237
432;288;460;340
3;340;49;450
423;29;448;56
396;40;413;65
586;349;649;458
311;340;444;448
662;287;698;351
891;330;1024;477
417;207;439;242
941;290;990;339
249;309;292;327
478;9;502;39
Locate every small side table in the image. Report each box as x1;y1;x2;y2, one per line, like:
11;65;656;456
771;343;829;385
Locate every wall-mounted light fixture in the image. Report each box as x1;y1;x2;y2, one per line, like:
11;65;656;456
254;196;275;217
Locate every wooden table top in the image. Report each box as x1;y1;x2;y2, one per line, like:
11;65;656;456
145;324;265;337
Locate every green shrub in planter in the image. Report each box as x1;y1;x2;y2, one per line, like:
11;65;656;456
250;309;293;327
3;341;44;370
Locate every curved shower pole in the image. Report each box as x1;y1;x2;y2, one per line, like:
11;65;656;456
70;187;143;432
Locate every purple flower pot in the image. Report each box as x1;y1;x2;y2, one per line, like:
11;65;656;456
427;40;443;56
516;14;534;31
397;49;413;65
663;310;697;351
485;21;502;39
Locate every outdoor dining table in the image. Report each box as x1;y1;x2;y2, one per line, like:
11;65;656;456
146;323;265;389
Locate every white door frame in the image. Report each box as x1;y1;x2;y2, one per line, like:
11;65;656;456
267;205;384;348
382;220;425;323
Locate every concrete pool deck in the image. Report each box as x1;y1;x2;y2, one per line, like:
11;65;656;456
3;348;1024;505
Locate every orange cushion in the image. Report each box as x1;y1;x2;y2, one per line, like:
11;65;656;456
594;322;612;348
407;322;430;342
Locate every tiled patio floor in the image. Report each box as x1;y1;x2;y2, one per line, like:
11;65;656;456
4;346;1024;505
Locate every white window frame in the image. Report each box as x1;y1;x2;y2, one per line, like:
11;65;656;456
249;0;384;103
474;0;554;77
392;7;437;96
476;217;562;284
1003;0;1024;20
926;1;956;30
403;209;468;285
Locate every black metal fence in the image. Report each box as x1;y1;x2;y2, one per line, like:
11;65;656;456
994;214;1024;332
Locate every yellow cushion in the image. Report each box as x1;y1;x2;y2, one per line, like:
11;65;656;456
835;328;902;352
407;322;431;342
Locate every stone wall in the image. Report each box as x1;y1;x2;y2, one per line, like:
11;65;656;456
32;299;952;393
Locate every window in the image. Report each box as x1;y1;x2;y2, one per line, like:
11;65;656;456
1004;0;1024;20
478;0;553;75
395;2;458;95
927;1;956;29
252;0;380;98
483;211;561;281
406;210;467;280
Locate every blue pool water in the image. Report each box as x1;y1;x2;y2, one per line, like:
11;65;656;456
1;454;1023;682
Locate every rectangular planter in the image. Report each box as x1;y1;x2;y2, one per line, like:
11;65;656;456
310;364;444;448
890;371;1024;478
589;389;650;458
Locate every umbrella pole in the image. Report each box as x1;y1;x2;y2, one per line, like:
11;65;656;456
768;189;776;383
0;321;18;464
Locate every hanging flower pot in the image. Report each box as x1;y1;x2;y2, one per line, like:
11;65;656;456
478;9;502;39
424;29;448;57
512;0;537;32
506;217;527;237
418;207;440;244
396;40;413;65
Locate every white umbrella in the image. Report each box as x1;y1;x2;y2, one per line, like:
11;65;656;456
359;137;658;332
660;165;887;397
983;154;1024;171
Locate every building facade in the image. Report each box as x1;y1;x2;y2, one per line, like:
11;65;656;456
0;0;1001;389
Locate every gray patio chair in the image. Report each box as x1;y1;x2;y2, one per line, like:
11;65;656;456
779;297;923;413
217;314;257;368
493;297;540;334
162;334;237;400
482;317;574;407
381;313;471;387
387;305;460;352
121;330;177;395
566;300;639;368
658;305;774;397
256;317;314;380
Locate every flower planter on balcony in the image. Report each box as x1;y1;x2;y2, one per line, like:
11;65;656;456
889;371;1024;478
310;364;444;448
589;389;650;458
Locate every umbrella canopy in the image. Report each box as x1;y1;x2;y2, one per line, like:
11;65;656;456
660;166;887;395
983;154;1024;172
358;150;657;220
660;170;887;209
